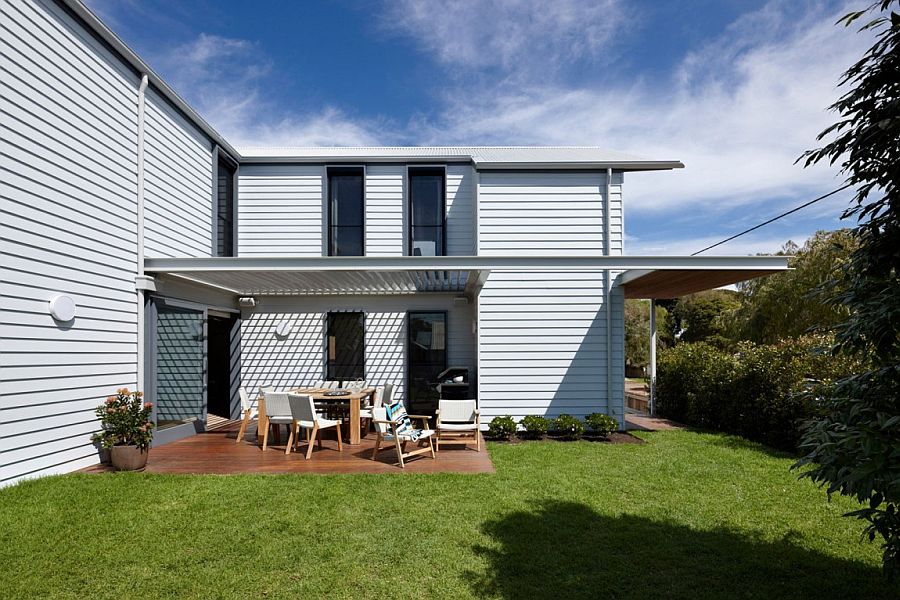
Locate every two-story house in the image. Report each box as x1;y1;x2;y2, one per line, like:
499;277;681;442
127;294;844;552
0;0;788;484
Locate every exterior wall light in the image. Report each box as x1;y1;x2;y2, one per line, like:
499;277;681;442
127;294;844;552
49;295;76;322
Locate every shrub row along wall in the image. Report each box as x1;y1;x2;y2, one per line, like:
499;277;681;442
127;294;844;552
655;338;858;451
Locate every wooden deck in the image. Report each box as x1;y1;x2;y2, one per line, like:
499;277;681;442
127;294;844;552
82;421;495;475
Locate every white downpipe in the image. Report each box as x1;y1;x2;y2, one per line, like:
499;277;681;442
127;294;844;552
604;168;615;426
136;74;148;394
649;298;657;416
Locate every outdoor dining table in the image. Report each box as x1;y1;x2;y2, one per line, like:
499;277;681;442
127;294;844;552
257;387;376;446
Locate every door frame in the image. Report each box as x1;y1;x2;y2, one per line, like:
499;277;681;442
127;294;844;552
146;296;208;446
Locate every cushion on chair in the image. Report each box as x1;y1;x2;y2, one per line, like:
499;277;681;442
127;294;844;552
438;422;478;431
384;401;416;439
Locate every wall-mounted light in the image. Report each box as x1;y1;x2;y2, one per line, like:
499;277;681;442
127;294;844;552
49;295;76;322
275;320;292;337
238;297;257;308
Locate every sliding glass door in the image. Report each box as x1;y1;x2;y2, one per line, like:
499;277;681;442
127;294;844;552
151;302;206;441
407;311;447;417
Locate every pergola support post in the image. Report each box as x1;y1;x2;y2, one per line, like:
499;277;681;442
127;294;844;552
649;299;657;416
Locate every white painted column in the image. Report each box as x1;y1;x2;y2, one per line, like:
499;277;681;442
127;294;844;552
649;298;657;416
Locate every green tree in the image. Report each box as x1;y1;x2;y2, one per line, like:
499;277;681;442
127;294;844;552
670;290;741;346
732;229;858;343
624;299;671;369
793;2;900;579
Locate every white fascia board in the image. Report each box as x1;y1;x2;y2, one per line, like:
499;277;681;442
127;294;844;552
145;255;791;274
474;161;685;171
62;0;240;161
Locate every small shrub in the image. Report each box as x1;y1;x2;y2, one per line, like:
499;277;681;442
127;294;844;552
487;415;517;439
520;415;549;438
585;413;617;437
552;414;584;440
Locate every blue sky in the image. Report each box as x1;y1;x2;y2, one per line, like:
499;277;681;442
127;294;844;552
86;0;869;255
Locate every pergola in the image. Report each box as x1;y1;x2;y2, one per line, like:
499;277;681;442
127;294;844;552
144;254;790;416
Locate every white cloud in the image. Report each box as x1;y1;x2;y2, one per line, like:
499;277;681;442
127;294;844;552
148;32;389;147
627;232;811;257
408;1;869;217
380;0;628;80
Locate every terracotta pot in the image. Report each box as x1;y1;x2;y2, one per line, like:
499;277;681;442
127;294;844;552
110;445;149;471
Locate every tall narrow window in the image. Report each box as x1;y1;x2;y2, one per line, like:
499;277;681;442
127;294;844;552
407;311;447;416
326;312;365;381
408;168;445;256
215;156;236;256
327;167;364;256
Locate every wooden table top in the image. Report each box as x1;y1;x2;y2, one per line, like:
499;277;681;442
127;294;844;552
289;387;375;400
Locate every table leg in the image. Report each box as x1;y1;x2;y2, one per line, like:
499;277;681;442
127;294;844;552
257;396;267;448
350;397;360;445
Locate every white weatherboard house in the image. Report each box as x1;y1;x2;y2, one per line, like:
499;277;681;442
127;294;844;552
0;0;789;485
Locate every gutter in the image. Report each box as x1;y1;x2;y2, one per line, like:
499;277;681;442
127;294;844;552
134;75;155;394
604;168;615;427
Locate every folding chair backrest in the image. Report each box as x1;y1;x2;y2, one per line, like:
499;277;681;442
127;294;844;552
344;380;367;390
288;393;316;424
373;407;390;435
322;380;339;389
239;387;252;412
380;383;394;408
439;399;477;423
265;392;291;419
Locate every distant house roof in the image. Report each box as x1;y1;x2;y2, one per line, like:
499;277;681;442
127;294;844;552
237;146;684;170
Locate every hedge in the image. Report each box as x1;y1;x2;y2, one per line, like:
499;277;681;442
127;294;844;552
655;337;858;451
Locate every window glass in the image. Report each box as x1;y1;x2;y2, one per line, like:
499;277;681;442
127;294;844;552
407;312;447;416
328;169;365;256
216;157;235;257
326;312;364;381
409;169;445;256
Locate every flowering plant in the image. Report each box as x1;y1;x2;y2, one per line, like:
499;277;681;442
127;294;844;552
91;388;154;450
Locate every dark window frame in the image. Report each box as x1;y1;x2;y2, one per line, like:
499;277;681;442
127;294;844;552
212;147;238;257
407;167;447;256
326;166;366;257
324;311;366;381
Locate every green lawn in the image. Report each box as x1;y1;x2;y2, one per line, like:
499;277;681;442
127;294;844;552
1;431;895;599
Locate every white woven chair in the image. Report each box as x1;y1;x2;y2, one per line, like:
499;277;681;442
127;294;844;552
287;393;342;458
343;379;367;390
359;384;392;435
371;402;435;468
261;391;294;452
436;399;481;452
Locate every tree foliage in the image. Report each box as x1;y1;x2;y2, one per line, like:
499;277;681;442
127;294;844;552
669;290;741;346
624;299;671;368
732;230;858;344
792;1;900;579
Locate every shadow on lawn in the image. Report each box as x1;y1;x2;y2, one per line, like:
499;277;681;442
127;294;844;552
468;500;895;600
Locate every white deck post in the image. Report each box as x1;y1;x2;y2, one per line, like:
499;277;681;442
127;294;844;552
649;299;657;416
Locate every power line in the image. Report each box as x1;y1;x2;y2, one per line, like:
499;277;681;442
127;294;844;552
691;183;853;256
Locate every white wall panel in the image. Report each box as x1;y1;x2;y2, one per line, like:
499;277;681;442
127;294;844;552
143;87;213;257
238;165;324;256
0;0;140;484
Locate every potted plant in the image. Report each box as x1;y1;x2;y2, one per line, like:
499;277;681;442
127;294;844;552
92;388;154;471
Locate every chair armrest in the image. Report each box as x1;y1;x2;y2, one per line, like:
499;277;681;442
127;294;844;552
408;415;432;428
372;418;397;425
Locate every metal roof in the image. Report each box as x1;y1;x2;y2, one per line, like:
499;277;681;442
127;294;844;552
236;146;685;170
144;255;788;298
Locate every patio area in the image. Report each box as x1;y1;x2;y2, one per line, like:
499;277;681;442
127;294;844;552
82;420;495;475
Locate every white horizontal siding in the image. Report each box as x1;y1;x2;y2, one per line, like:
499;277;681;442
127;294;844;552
240;296;474;405
0;0;140;484
446;165;475;255
478;171;607;255
238;165;324;256
143;87;213;258
365;166;404;256
477;272;613;421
